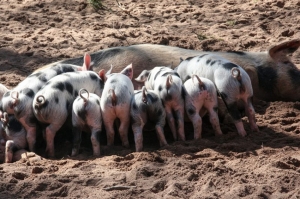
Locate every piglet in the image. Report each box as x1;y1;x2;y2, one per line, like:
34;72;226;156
183;75;222;139
131;86;167;152
32;70;105;158
72;88;102;156
135;67;185;141
0;54;92;153
0;112;27;163
176;54;259;137
100;64;134;148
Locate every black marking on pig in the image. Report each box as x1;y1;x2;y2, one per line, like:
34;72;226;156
132;102;138;110
55;97;59;104
52;82;65;91
21;88;35;98
165;93;172;101
89;73;99;81
74;90;78;97
96;99;100;106
62;65;76;73
213;107;218;113
53;66;63;75
78;108;87;122
154;68;164;80
186;56;196;61
147;71;151;81
210;60;217;66
28;116;38;125
227;51;246;56
147;93;158;103
219;92;228;100
223;62;238;70
110;79;117;84
227;102;242;121
65;82;73;95
206;59;212;65
7;116;23;133
158;86;162;92
3;91;10;97
66;101;70;111
181;87;186;99
37;99;49;109
288;68;300;89
199;54;208;58
38;73;48;82
156;108;163;116
161;72;180;78
141;104;147;113
184;75;191;82
37;86;42;91
187;108;196;116
256;66;277;92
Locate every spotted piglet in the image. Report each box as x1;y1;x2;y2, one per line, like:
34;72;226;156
131;86;167;152
100;64;134;148
135;67;185;141
176;54;259;137
183;75;223;139
0;112;27;163
0;54;92;153
32;70;105;158
72;88;102;156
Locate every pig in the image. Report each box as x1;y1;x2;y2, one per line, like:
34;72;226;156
176;54;258;137
131;86;167;152
135;66;185;141
0;112;27;163
49;39;300;101
0;84;9;100
100;64;134;148
72;88;102;156
0;53;92;153
183;75;223;139
32;70;105;158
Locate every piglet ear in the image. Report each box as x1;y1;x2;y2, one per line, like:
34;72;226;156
135;70;149;83
98;69;106;82
120;63;133;80
82;53;91;71
268;39;300;60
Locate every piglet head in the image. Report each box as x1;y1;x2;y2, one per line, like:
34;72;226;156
120;63;133;80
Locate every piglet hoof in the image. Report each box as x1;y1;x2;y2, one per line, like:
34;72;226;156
123;143;130;148
251;125;260;133
71;148;79;157
238;131;247;137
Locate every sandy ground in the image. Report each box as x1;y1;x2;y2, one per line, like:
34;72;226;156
1;0;300;198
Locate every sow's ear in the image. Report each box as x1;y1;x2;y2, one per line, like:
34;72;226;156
268;39;300;61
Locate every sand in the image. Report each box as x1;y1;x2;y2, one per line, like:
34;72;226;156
0;0;300;198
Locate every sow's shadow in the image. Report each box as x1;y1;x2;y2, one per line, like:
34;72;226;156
35;99;300;160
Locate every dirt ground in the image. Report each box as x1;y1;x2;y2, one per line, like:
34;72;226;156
1;0;300;198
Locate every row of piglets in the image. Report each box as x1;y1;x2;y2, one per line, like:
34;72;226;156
134;54;259;147
0;54;95;161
